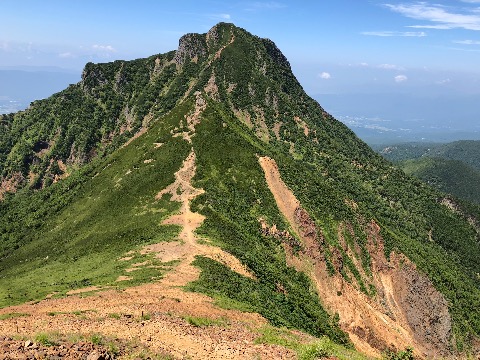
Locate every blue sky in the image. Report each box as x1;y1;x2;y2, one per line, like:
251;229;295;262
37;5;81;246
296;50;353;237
1;1;480;98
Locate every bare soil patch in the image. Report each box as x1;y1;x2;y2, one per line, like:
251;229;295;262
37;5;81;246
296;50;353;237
258;156;452;359
0;152;286;359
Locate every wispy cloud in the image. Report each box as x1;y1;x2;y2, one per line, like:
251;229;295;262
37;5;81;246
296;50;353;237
319;72;331;79
209;13;231;20
385;2;480;31
88;44;116;58
361;30;426;37
454;39;480;44
394;75;408;82
0;41;36;53
379;63;405;70
436;78;451;85
92;44;116;52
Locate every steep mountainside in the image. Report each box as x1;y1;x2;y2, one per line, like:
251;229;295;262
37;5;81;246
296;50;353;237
0;23;479;359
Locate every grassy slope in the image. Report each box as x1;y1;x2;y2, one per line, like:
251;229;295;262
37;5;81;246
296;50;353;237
0;101;192;307
184;94;480;349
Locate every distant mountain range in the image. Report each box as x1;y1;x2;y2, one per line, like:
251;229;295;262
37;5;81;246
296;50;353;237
0;68;80;113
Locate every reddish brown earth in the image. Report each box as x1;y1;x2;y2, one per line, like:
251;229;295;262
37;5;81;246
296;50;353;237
258;156;453;360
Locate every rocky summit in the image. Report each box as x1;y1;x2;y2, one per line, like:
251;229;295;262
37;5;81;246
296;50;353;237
0;23;479;359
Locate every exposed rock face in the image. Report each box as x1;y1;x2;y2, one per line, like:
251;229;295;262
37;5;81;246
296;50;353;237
174;33;208;65
0;337;115;359
259;155;453;359
0;171;23;200
388;253;452;352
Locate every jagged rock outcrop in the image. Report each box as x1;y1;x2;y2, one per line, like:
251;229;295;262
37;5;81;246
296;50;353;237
174;33;208;65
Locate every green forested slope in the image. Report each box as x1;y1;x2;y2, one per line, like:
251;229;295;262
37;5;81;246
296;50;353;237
376;140;480;169
0;23;479;353
400;157;480;205
377;141;480;205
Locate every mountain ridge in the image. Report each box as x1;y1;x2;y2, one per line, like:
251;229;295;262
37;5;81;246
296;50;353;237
0;23;479;359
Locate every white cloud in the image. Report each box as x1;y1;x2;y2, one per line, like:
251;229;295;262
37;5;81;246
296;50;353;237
361;31;426;37
379;63;405;70
408;24;454;29
436;78;451;84
92;44;116;52
385;3;480;31
394;75;408;82
319;72;331;79
454;39;480;44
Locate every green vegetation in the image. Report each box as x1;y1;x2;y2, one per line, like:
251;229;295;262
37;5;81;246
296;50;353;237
400;157;480;205
376;141;480;204
184;315;229;327
90;333;103;345
0;22;479;354
383;347;414;360
35;332;60;347
254;325;371;360
108;312;121;319
139;312;151;321
0;100;192;306
0;312;30;320
374;140;480;169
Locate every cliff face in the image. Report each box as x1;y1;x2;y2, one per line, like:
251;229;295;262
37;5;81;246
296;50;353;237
0;23;479;359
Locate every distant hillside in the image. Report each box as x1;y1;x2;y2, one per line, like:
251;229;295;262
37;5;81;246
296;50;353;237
1;23;479;359
400;157;480;205
376;141;480;204
429;140;480;170
372;142;437;162
376;140;480;169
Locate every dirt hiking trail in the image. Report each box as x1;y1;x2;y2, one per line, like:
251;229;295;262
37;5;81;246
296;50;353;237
0;151;290;359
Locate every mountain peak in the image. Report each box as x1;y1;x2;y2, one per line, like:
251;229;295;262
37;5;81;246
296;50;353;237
174;22;236;65
173;22;291;71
